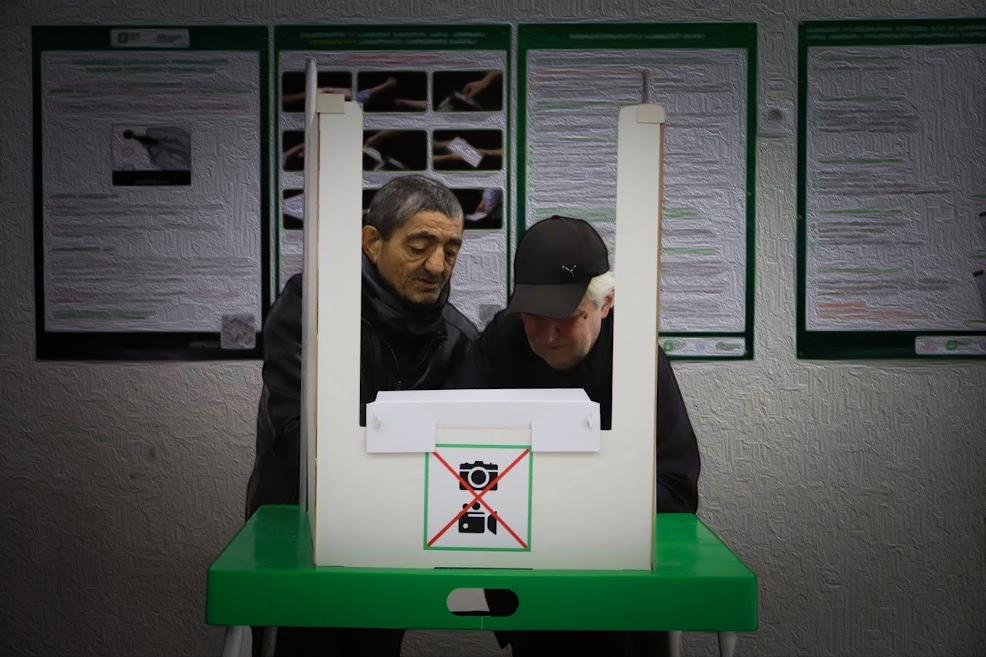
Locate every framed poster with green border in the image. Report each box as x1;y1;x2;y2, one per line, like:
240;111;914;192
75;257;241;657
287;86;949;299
798;19;986;359
274;25;511;330
518;23;757;360
32;25;270;360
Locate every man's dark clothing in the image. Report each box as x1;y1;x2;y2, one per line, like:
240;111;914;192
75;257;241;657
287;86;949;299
451;310;700;657
246;261;478;519
451;310;700;513
245;260;477;657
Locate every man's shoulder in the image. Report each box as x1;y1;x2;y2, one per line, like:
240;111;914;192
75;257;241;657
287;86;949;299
480;310;527;348
284;273;303;296
442;302;480;341
489;308;524;331
272;273;303;309
265;273;304;332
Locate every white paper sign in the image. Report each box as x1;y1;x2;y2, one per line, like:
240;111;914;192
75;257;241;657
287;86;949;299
424;445;532;551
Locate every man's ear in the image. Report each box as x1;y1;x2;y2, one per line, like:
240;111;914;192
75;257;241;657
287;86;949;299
362;225;382;263
600;290;615;318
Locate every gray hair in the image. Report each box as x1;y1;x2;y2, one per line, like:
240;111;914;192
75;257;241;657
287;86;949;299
586;270;615;308
365;175;463;239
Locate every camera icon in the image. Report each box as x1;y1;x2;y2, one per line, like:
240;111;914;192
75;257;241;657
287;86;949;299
458;502;497;535
459;460;498;492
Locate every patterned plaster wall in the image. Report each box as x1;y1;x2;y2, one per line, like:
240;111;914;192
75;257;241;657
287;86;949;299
0;1;983;656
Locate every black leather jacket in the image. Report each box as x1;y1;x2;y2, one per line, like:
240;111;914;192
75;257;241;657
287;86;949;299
245;264;478;518
450;310;700;513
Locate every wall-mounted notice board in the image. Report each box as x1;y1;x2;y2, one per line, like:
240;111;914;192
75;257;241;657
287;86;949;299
798;19;986;359
519;23;758;360
33;25;270;360
274;25;511;329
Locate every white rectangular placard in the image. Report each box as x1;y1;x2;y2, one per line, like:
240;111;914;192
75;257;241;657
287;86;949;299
365;389;600;454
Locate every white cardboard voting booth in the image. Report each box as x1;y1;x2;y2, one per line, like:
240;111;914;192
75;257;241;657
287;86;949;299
300;62;666;570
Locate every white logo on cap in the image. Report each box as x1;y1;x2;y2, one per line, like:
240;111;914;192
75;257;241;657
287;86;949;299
561;264;577;278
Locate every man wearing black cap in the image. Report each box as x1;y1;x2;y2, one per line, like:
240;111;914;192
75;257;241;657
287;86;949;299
452;215;700;657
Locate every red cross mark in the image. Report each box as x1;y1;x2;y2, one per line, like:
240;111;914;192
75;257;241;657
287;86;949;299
427;448;530;549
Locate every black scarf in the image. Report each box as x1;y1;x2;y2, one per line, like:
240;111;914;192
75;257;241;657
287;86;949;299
360;253;449;339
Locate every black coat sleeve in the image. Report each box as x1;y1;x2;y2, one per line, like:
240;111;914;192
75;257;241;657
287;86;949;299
245;275;303;518
656;348;701;513
445;312;504;389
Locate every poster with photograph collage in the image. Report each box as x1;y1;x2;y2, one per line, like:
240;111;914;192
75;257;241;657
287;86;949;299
276;26;511;329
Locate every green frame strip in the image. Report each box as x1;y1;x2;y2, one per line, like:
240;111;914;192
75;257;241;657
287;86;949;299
273;24;512;297
797;19;986;359
517;23;758;361
32;25;270;360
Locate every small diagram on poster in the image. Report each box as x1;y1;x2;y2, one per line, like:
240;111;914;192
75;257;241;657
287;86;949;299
112;125;191;186
424;444;532;551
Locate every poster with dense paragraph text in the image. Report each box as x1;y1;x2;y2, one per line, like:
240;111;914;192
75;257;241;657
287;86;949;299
33;26;269;359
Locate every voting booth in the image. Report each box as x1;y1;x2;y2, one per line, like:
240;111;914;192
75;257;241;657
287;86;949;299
299;61;666;570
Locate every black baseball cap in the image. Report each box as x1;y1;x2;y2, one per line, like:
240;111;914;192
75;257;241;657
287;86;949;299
504;216;610;319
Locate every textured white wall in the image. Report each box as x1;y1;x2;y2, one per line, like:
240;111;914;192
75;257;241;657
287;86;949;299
1;1;984;657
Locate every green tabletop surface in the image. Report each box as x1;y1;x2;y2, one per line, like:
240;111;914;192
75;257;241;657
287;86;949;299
207;505;757;632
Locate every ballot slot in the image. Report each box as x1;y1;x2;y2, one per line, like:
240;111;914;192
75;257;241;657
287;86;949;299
446;588;519;617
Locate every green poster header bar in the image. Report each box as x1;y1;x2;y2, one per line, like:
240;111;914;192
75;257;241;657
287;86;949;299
519;23;756;50
801;18;986;47
276;25;510;51
32;25;267;51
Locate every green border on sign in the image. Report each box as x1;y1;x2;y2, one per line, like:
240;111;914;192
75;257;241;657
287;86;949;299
423;443;533;553
797;19;986;359
273;24;512;299
517;23;758;361
32;25;270;360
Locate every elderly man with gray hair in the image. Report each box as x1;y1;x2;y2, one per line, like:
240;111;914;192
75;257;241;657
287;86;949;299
451;215;700;657
246;174;478;657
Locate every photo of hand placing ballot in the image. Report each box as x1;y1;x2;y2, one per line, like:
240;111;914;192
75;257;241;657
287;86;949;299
281;71;353;112
362;129;428;171
356;71;428;112
433;69;504;112
432;129;504;171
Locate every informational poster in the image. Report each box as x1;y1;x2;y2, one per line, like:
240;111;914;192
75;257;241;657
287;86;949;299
799;19;986;358
33;26;269;359
275;26;511;329
519;24;757;359
424;444;532;551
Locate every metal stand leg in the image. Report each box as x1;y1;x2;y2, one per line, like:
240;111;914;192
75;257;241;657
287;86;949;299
668;630;682;657
261;627;277;657
718;632;737;657
221;626;251;657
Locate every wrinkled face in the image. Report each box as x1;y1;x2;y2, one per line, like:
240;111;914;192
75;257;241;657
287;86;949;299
363;210;464;304
521;292;613;371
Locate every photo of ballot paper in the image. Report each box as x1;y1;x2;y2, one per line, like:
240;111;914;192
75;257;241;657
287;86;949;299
454;187;503;230
433;70;504;112
362;130;427;171
432;130;503;172
447;137;483;168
